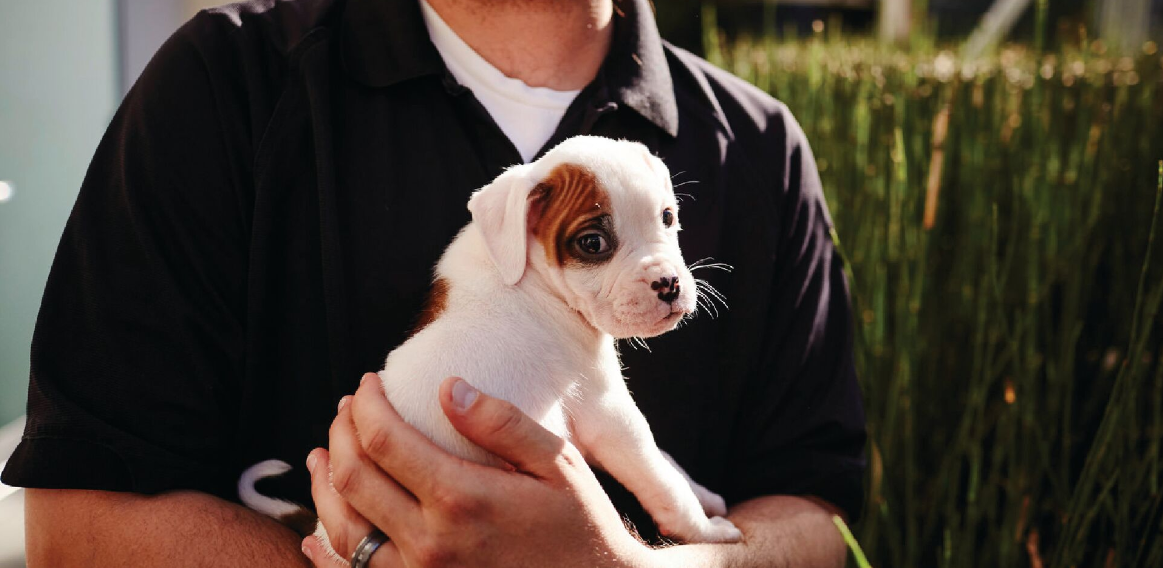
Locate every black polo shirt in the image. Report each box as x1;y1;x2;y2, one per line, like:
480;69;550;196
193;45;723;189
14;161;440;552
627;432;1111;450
2;0;866;537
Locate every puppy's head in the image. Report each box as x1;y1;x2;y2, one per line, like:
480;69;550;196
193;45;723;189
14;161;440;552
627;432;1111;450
468;136;695;339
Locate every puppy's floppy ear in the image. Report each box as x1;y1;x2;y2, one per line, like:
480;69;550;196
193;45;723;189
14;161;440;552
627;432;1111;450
467;166;539;286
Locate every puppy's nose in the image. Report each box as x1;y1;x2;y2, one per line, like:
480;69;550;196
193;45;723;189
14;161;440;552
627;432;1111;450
650;276;681;303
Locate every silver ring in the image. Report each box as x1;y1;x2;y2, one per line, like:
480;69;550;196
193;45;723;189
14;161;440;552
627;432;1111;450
350;529;388;568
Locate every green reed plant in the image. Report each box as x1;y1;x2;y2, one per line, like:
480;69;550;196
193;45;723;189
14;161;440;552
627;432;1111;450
706;20;1163;568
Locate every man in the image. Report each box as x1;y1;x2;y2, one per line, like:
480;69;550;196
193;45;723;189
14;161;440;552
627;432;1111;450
4;0;866;565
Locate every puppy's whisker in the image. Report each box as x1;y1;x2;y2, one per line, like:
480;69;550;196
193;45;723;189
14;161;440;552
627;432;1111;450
697;282;729;309
621;336;651;352
694;276;725;295
686;258;732;271
701;302;719;320
694;288;720;319
672;180;700;189
686;257;716;270
694;294;715;319
696;280;727;302
694;279;729;319
670;170;688;180
687;258;734;273
675;192;697;203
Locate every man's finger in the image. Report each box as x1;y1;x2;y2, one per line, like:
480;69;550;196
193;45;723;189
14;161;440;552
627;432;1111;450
301;534;348;568
348;372;473;501
438;376;568;479
307;447;371;559
303;532;405;568
326;395;420;540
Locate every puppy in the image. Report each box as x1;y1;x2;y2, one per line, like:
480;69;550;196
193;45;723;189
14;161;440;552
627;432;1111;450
240;136;742;552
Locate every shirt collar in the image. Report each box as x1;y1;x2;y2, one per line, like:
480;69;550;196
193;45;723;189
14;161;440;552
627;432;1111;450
602;0;679;137
340;0;445;87
340;0;679;138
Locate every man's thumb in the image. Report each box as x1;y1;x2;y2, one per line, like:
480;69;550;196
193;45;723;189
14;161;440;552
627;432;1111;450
438;377;566;477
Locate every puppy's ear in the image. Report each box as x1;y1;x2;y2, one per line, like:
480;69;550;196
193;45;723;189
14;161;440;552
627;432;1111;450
467;166;538;285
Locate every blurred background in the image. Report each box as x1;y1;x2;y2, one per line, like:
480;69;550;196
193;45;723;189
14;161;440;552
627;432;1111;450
1;1;1161;567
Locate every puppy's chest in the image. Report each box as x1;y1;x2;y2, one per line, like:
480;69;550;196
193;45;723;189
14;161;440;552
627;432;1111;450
385;312;619;435
472;348;620;437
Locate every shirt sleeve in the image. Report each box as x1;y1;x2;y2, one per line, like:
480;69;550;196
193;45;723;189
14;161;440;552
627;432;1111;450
723;108;868;520
1;15;251;500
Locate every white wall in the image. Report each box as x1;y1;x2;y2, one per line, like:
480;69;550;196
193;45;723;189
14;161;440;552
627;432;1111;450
0;1;119;425
119;0;226;94
120;0;185;94
184;0;230;19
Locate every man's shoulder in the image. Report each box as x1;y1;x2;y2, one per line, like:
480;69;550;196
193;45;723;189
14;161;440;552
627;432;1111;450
662;43;828;233
151;0;341;99
127;0;343;151
663;42;808;152
182;0;340;57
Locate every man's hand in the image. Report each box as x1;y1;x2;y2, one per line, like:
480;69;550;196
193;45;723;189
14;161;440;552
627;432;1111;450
304;373;848;568
302;373;652;568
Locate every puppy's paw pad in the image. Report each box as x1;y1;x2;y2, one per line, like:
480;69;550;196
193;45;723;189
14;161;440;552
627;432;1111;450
703;516;743;543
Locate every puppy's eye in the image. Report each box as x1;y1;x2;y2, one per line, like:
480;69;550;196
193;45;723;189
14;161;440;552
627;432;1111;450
662;209;675;228
576;232;610;255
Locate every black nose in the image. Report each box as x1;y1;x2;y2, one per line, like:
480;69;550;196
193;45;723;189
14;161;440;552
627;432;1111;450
650;276;681;303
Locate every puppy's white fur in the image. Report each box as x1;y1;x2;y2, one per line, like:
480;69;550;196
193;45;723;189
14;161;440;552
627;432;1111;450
241;136;741;553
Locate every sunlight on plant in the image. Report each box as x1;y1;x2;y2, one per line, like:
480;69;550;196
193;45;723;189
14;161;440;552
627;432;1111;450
834;515;874;568
704;7;1163;566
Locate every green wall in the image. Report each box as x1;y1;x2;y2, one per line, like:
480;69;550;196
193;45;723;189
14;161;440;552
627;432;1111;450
0;1;119;424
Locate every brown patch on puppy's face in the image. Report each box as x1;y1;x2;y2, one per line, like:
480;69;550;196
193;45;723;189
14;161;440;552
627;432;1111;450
530;164;614;268
504;137;697;340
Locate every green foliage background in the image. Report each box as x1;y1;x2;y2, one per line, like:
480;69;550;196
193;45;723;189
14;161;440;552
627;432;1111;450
703;12;1163;568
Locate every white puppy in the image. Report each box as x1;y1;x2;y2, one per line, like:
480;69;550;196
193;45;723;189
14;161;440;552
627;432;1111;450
240;136;742;551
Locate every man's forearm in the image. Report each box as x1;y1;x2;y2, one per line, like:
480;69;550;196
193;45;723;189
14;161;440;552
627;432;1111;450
25;488;310;567
648;495;848;568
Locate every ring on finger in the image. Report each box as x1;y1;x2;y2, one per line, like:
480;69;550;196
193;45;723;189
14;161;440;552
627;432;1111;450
350;529;389;568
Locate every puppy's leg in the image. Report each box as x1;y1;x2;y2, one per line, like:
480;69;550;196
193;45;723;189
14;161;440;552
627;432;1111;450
573;385;742;544
660;450;727;518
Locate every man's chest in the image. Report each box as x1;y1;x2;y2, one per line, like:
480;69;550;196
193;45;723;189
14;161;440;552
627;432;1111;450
237;80;772;533
249;81;740;374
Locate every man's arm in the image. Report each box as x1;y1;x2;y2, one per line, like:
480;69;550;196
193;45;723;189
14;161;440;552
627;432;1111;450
10;14;279;566
25;489;310;567
301;375;847;568
651;495;847;568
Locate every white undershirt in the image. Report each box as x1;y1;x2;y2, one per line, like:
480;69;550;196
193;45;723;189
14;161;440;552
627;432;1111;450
419;0;581;163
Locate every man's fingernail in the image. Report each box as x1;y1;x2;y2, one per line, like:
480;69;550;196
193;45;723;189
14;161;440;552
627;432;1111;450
306;452;317;473
452;378;479;411
302;539;314;560
338;396;351;412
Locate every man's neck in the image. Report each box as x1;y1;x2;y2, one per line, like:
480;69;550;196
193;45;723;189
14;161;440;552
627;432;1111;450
424;0;614;91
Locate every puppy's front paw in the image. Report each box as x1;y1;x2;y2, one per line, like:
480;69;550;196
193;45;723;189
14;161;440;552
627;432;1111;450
658;450;728;517
703;516;743;543
658;511;743;544
691;483;727;517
